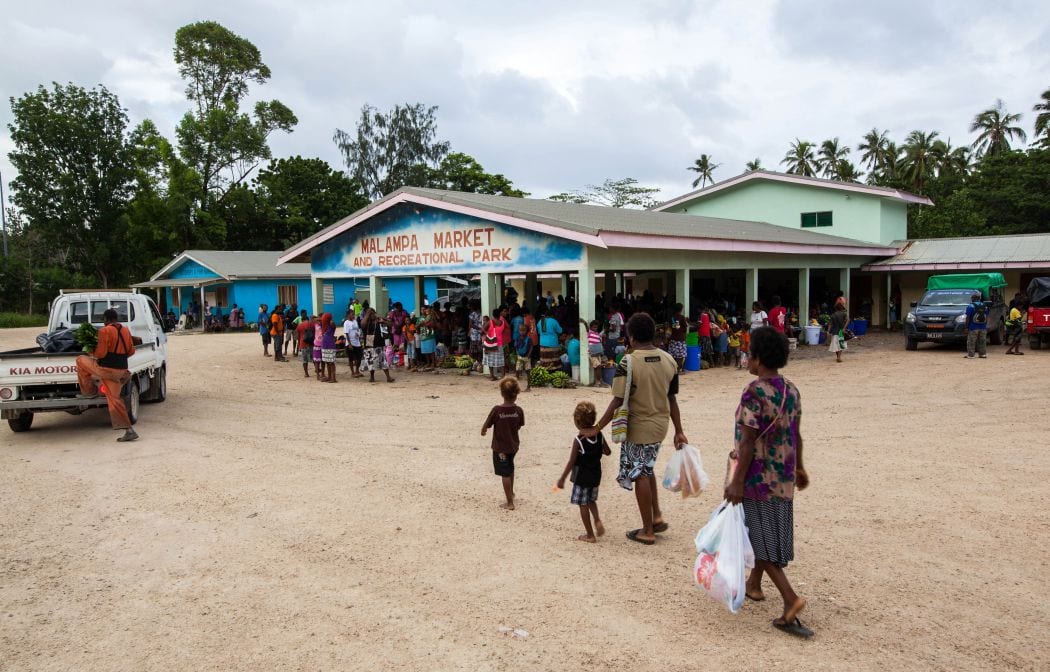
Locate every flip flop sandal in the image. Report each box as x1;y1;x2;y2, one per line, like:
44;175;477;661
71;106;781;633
625;529;655;545
745;592;766;601
773;617;813;639
653;522;669;533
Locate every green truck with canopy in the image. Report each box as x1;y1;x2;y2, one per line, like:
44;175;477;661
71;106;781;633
904;273;1008;350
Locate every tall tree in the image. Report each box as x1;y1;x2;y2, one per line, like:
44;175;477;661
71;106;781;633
424;152;527;196
970;99;1026;158
817;138;850;178
903;130;940;194
687;154;719;188
745;158;762;171
858;128;890;175
1032;87;1050;148
780;139;818;176
253;156;369;247
548;178;661;209
333;103;450;199
833;160;862;182
174;21;297;211
7;83;134;286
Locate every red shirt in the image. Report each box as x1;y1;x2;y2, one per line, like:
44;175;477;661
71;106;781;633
769;307;787;334
698;312;711;337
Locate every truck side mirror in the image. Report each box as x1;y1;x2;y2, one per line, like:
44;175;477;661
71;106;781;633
910;301;918;308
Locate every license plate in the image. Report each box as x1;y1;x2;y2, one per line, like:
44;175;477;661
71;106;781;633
926;324;944;329
926;332;942;339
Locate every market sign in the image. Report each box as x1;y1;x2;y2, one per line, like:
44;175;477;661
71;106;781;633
312;204;583;277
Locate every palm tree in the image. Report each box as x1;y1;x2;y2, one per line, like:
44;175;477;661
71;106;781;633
687;154;720;188
1033;87;1050;148
780;139;818;177
858;128;890;175
745;158;762;171
818;138;850;178
930;139;972;179
902;130;940;194
970;99;1026;158
834;160;861;182
874;142;907;187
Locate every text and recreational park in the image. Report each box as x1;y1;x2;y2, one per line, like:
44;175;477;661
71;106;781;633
1;18;1049;672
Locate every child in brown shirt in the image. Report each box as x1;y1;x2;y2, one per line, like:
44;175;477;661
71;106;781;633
481;377;525;510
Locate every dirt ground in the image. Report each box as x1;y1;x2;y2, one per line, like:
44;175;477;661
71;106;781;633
1;326;1047;671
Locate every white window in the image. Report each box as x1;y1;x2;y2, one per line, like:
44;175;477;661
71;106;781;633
277;285;298;306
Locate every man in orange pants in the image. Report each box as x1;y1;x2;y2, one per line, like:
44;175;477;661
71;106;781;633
76;308;139;442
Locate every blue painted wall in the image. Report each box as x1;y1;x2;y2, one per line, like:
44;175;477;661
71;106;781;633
232;279;312;315
168;259;221;280
318;278;366;316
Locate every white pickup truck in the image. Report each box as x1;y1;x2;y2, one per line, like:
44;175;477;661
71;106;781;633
0;291;169;433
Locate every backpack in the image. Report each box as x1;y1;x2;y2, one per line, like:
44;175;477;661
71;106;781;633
971;301;987;325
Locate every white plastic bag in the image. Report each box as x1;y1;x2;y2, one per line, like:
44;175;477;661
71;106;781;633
693;501;755;613
662;444;709;497
678;444;709;498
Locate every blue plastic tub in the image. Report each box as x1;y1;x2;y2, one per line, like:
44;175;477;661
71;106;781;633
685;345;701;371
848;319;868;336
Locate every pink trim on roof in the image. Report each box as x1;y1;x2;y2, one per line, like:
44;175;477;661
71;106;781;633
862;261;1050;272
279;192;606;264
599;231;897;257
653;170;934;212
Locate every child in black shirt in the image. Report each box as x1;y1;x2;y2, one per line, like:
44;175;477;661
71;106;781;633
557;401;611;542
481;377;525;510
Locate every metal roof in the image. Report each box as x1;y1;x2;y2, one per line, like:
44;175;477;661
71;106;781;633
281;186;897;263
146;250;311;283
653;169;934;211
861;233;1050;271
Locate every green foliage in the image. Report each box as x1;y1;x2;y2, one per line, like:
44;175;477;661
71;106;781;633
970;99;1026;158
255;156;369;243
1035;88;1050;149
781;139;817;176
333;103;450;199
74;322;98;352
7;82;134;286
454;355;474;369
0;313;48;329
425;153;527;197
548;178;661;209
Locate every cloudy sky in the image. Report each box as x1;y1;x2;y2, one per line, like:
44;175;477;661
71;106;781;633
1;0;1048;205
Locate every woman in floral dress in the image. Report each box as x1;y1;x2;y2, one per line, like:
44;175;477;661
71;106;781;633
724;326;812;638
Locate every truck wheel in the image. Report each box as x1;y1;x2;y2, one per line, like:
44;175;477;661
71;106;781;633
988;323;1003;345
905;337;918;351
147;366;166;403
1031;336;1043;350
8;412;34;432
122;379;140;425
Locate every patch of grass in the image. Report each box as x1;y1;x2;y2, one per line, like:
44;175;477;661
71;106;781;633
0;312;49;329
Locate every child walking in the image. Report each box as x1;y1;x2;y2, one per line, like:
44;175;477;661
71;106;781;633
481;377;525;510
514;323;533;390
557;401;610;542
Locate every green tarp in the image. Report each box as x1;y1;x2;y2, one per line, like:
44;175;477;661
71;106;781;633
927;273;1007;298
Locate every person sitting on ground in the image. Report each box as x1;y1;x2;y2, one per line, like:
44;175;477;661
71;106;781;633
556;401;611;542
481;377;525;511
724;326;811;639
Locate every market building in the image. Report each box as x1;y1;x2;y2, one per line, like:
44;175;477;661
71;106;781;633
279;186;895;383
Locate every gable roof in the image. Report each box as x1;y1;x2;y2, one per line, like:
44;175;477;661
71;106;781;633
861;233;1050;271
150;250;311;282
280;187;898;264
653;170;934;212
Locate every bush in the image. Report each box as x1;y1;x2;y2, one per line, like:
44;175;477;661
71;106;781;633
0;312;48;329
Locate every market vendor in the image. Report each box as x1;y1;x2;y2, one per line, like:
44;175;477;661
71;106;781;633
75;308;140;442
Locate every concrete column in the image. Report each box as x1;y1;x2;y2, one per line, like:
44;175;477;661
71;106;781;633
480;272;496;375
675;269;690;316
199;285;206;331
561;272;570;299
368;275;381;312
311;274;322;316
886;273;893;328
839;267;852;309
525;273;538;310
745;268;759;312
578;264;596;386
412;276;422;316
615;272;624;296
798;268;810;340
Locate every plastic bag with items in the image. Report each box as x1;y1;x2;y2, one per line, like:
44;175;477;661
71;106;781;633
662;444;709;497
693;501;755;613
